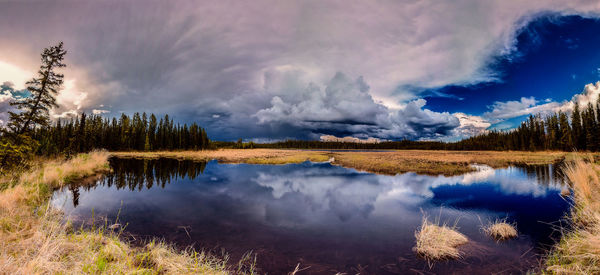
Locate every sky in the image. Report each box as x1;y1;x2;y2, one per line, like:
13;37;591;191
2;1;600;142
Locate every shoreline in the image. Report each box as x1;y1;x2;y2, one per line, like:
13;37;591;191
111;149;571;176
0;151;240;274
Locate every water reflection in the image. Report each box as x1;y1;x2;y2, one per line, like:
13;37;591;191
52;158;570;274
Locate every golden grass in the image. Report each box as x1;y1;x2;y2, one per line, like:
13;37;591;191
113;149;571;176
112;149;331;165
414;217;468;263
331;150;570;176
545;157;600;274
0;151;247;275
484;219;518;241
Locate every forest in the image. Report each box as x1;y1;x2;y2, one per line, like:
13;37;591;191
33;112;211;156
33;101;598;154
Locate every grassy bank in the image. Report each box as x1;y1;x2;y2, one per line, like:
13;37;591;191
112;149;331;165
113;149;570;176
0;151;246;274
545;157;600;274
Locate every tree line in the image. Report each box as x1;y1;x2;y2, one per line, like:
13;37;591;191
252;101;600;152
32;112;210;156
455;101;600;151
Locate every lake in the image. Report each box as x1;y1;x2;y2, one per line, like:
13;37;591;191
51;157;570;274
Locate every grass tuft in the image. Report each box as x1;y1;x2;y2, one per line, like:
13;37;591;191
414;216;468;264
484;219;518;241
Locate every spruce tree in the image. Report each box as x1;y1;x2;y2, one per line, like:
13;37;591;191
7;42;67;136
1;42;66;170
572;103;583;149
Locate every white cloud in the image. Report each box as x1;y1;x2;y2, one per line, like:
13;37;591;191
51;79;87;119
92;109;110;115
448;113;491;140
479;81;600;129
483;97;562;122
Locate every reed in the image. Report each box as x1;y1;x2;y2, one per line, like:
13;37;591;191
545;157;600;274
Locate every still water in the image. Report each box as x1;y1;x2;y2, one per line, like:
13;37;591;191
52;158;570;274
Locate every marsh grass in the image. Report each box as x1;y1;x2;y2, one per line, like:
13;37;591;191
545;157;600;274
414;216;468;265
483;219;518;241
0;151;254;274
113;149;572;176
112;149;331;165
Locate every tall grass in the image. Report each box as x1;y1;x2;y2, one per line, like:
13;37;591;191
545;157;600;274
0;151;252;274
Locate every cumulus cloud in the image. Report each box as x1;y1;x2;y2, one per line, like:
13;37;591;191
2;1;600;140
483;81;600;125
254;72;459;140
447;113;491;141
51;79;88;119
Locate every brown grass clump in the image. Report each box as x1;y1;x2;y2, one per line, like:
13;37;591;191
0;151;248;274
545;157;600;274
484;220;518;241
414;217;468;263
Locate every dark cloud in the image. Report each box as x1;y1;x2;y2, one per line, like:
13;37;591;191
253;72;459;140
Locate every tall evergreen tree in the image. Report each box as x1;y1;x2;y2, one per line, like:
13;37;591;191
6;42;66;136
1;42;66;169
558;112;573;151
572;103;584;149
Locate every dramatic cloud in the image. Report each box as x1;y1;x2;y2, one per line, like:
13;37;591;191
254;72;459;140
2;1;600;140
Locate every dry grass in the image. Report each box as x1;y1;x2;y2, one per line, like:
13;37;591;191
414;217;468;263
331;150;570;176
112;149;331;165
545;157;600;274
484;219;518;241
0;151;247;275
113;149;571;176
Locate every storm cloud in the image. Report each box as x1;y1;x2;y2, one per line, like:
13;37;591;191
2;1;600;140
